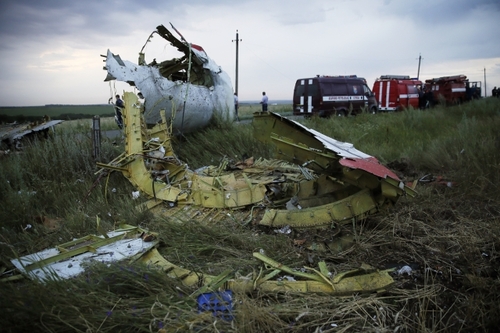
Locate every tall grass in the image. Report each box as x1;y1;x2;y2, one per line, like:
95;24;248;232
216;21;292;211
1;98;500;332
236;103;292;120
0;126;141;258
173;114;274;168
301;98;500;196
0;104;115;120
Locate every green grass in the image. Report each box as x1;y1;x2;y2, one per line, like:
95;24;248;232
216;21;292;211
0;105;115;122
0;104;290;122
1;97;500;332
173;115;273;168
300;98;500;197
236;103;292;120
57;116;122;132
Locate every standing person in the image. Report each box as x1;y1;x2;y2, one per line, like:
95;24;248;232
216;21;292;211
492;87;497;98
418;85;425;110
260;91;268;112
424;88;434;108
234;92;239;121
115;94;124;129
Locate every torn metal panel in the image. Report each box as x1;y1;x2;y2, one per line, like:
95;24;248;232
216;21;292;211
0;119;63;150
97;93;276;210
10;225;157;282
250;112;416;227
190;173;267;208
253;111;398;180
339;156;400;181
252;111;371;161
140;248;395;295
103;24;234;133
253;111;415;193
97;93;267;209
5;233;395;295
259;189;378;228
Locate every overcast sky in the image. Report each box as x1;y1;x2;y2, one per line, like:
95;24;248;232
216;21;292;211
0;0;499;106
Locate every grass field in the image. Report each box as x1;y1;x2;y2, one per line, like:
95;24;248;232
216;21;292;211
0;103;291;123
1;97;500;332
0;104;115;122
237;103;292;118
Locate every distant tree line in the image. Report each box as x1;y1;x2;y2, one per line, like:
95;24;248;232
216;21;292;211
0;105;115;123
0;112;114;123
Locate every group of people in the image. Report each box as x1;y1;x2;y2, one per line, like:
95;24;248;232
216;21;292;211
492;87;500;98
233;91;269;121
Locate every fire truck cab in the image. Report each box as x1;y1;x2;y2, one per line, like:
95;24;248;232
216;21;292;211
372;75;422;112
424;75;480;105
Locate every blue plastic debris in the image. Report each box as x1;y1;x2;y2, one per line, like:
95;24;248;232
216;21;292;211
197;290;234;321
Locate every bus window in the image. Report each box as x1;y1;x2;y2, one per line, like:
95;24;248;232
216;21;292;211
320;83;333;95
332;83;348;95
295;84;305;97
308;82;319;95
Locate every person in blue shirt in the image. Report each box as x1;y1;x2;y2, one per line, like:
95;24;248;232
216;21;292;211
260;91;268;112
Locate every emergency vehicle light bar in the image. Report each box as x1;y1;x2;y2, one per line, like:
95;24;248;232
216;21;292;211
379;75;410;80
316;75;358;78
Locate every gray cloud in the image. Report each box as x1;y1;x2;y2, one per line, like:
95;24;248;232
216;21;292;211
0;0;211;42
381;0;500;25
0;0;499;105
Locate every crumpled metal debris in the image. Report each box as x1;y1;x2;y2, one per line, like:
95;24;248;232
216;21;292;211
3;230;396;295
96;92;416;229
8;224;157;282
0;118;63;150
103;24;234;133
274;225;292;234
397;265;412;275
140;248;395;295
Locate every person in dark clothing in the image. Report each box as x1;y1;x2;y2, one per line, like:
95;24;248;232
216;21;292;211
424;89;434;108
115;94;124;129
234;92;239;121
418;85;425;109
493;87;498;98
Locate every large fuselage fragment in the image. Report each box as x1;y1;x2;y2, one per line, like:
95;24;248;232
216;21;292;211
104;24;234;133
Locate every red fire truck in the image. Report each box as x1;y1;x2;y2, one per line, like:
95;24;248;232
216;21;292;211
424;75;481;105
372;75;422;112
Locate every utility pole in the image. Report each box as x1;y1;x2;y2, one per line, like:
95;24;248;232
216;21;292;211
416;53;422;80
484;67;487;97
232;30;242;95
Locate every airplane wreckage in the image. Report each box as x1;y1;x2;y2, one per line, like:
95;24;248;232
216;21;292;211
3;25;417;300
95;92;416;228
104;24;234;134
0;118;63;151
3;91;416;296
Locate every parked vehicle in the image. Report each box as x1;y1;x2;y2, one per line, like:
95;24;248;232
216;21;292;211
424;75;481;105
293;75;378;117
465;80;482;100
372;75;422;112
